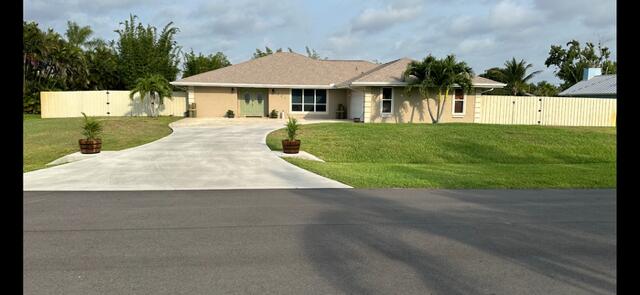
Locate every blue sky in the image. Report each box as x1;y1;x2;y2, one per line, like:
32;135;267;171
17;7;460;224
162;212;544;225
24;0;616;84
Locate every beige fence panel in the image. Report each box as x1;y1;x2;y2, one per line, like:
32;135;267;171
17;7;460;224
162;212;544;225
478;95;616;127
40;91;187;118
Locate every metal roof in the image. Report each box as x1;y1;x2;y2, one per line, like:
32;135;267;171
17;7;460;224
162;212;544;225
558;74;616;96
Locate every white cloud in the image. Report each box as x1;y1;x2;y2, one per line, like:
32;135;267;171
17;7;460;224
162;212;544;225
351;4;421;33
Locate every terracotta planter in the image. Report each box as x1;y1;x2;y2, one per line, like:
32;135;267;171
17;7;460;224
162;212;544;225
79;139;102;154
282;139;301;154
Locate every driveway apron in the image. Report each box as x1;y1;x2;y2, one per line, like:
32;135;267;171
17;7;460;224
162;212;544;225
23;118;350;190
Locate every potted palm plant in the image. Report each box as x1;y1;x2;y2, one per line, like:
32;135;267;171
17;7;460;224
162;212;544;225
79;112;103;154
282;117;300;154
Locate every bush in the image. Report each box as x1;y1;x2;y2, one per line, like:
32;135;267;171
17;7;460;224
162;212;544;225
270;109;279;118
285;117;299;141
226;109;235;118
81;112;103;140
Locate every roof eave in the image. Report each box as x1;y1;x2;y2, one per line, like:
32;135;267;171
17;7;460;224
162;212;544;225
170;81;336;89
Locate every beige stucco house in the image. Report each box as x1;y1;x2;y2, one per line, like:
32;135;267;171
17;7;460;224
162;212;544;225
170;52;505;123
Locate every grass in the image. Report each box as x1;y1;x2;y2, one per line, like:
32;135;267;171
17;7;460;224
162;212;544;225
23;114;181;172
266;123;616;188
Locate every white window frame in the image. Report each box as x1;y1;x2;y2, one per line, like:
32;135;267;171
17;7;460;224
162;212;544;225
380;87;393;116
290;89;329;113
451;88;466;117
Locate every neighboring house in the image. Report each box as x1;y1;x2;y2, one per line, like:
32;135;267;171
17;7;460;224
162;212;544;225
559;68;617;98
170;52;506;123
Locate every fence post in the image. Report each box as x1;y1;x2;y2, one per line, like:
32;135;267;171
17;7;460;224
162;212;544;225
106;90;110;116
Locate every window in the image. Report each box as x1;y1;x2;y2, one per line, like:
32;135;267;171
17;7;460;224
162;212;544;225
291;89;302;111
291;89;328;112
381;87;393;115
453;89;465;115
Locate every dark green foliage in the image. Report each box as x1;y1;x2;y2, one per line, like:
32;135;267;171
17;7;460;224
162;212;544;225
226;110;235;118
114;14;181;89
403;54;473;123
545;40;616;90
483;58;541;96
252;47;282;59
528;81;559;96
270;109;279;118
129;74;173;117
182;50;231;77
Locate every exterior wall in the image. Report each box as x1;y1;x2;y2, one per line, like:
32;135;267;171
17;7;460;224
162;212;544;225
270;88;348;120
40;91;187;118
366;87;477;123
194;87;237;117
478;95;616;127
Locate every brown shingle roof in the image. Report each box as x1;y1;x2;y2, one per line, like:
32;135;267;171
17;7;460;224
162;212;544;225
174;52;377;87
172;52;505;88
351;58;506;87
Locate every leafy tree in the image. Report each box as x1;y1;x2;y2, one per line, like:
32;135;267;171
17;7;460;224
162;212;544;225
85;41;124;90
545;40;616;90
23;21;90;113
129;74;173;117
115;14;181;89
485;58;541;96
182;50;231;77
403;54;473;124
528;81;559;96
252;46;283;59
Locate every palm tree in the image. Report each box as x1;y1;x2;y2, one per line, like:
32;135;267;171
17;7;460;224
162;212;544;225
65;21;93;49
403;54;473;124
491;58;542;96
129;74;173;117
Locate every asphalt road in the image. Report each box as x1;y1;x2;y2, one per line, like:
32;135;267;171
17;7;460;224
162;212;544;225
24;189;616;294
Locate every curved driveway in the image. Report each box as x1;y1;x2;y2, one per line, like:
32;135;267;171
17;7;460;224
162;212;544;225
23;118;350;191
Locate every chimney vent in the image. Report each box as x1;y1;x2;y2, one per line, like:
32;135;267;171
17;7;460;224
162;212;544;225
583;68;602;81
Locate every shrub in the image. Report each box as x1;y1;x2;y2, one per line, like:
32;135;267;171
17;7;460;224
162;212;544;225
226;109;235;118
285;117;299;141
81;112;103;140
270;109;279;118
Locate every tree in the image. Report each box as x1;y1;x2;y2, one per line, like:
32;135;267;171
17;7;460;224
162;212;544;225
252;46;284;59
182;50;231;77
85;41;124;90
545;40;616;90
305;46;326;60
487;58;541;96
403;54;473;124
65;21;93;49
129;74;172;117
23;21;90;113
115;14;181;89
528;81;559;96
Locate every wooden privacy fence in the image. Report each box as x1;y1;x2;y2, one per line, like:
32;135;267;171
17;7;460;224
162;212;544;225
477;95;616;127
40;90;187;118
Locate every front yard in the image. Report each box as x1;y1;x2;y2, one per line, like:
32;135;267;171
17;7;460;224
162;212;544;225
23;114;181;172
266;123;616;188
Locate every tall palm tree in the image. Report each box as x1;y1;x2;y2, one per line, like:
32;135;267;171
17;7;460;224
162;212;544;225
491;58;542;96
129;74;173;117
65;21;93;49
403;54;473;124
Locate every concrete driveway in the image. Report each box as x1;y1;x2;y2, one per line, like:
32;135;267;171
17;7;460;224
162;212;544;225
23;118;350;190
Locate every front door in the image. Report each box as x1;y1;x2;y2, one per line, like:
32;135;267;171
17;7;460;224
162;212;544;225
239;89;267;117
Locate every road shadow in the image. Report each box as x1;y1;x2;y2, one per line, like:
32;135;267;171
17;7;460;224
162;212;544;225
295;189;616;294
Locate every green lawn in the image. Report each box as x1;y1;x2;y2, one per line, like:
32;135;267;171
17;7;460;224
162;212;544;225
24;114;181;172
266;123;616;188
